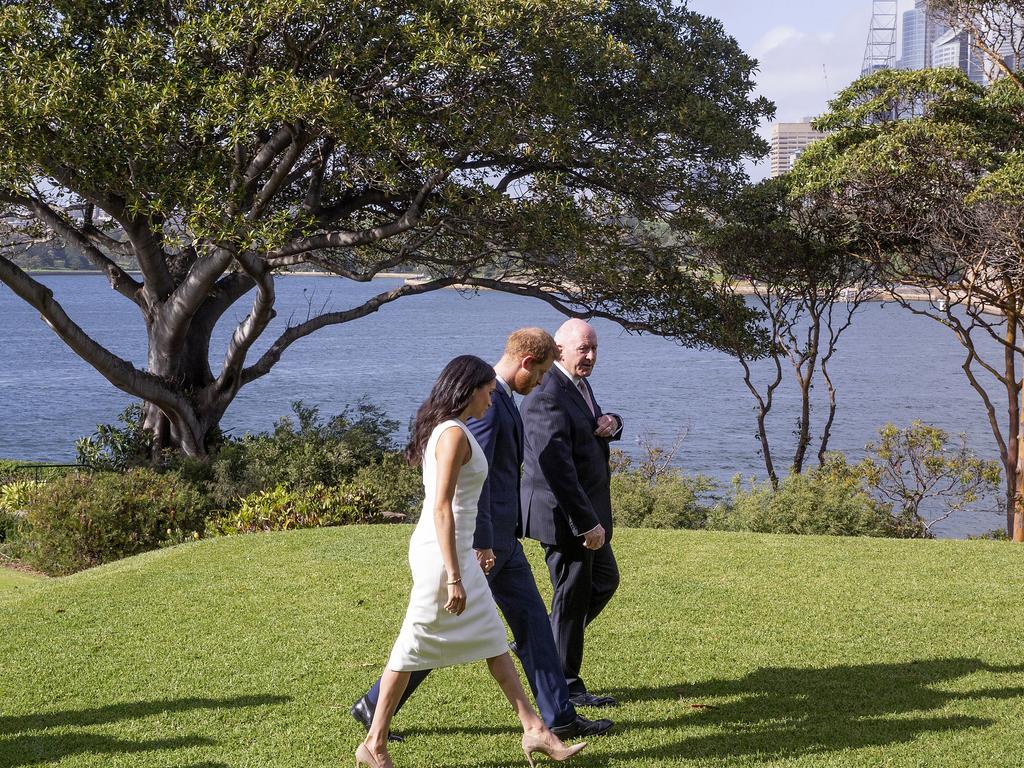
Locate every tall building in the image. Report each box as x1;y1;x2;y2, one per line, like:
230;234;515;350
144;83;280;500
932;28;986;84
769;120;827;178
889;0;1020;83
897;0;948;70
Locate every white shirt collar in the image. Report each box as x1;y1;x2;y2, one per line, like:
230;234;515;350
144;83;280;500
554;360;582;387
494;371;513;398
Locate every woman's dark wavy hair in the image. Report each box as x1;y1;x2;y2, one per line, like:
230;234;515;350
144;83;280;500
405;355;496;466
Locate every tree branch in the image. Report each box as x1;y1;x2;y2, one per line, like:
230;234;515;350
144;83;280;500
240;276;461;385
0;191;142;303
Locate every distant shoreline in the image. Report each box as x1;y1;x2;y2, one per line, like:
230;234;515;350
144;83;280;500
24;270;986;312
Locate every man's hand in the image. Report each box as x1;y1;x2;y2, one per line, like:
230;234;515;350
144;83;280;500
581;524;606;550
475;548;496;574
594;414;618;438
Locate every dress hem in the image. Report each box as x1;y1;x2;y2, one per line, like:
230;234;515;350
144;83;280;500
387;643;510;673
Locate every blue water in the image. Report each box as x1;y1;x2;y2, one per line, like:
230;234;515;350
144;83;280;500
0;274;1010;537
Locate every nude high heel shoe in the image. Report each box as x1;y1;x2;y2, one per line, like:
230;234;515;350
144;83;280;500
355;743;393;768
521;733;587;767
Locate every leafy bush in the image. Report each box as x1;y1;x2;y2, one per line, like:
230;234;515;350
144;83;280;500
17;469;207;575
181;400;401;510
1;480;43;554
856;422;1001;536
208;481;402;535
75;403;154;470
611;470;715;529
0;460;20;483
709;459;902;538
350;454;423;522
0;480;43;515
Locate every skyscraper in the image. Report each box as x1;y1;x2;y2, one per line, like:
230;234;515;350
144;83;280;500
769;120;827;178
898;0;948;70
932;28;986;84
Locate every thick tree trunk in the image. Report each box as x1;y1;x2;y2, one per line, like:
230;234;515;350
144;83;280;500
141;316;220;459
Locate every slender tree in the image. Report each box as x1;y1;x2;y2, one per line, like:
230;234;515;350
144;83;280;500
697;178;877;487
929;0;1023;87
0;0;771;457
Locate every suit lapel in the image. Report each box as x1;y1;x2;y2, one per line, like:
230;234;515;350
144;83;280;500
497;387;523;448
554;367;598;427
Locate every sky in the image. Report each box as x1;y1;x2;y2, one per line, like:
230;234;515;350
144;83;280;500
684;1;917;179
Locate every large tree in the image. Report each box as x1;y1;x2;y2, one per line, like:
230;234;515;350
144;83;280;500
0;0;771;457
790;67;1024;538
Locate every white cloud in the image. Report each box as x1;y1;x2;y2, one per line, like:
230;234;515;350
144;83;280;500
745;8;873;179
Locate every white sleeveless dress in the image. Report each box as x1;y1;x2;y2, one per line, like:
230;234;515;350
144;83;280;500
387;419;509;671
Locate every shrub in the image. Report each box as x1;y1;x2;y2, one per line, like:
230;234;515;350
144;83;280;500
611;470;715;529
208;481;402;535
0;460;20;483
18;469;207;575
350;454;423;522
1;480;43;555
75;403;154;470
856;422;1001;536
0;479;43;516
182;400;401;510
709;460;901;538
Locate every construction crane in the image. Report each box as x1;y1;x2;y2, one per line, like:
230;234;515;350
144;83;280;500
861;0;898;75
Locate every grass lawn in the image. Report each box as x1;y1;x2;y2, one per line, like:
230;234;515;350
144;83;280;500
2;527;1023;767
0;566;43;593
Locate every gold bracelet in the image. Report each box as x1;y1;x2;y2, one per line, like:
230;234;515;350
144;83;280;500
447;578;462;585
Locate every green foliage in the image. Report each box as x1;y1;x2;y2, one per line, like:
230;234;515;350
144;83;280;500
0;480;42;555
0;480;43;515
856;421;1001;536
75;403;154;470
709;462;900;538
16;469;207;575
349;454;423;523
611;450;715;530
177;401;400;511
208;482;394;535
0;459;20;482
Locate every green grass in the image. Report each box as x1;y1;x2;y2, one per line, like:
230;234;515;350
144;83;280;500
0;567;43;592
2;527;1023;767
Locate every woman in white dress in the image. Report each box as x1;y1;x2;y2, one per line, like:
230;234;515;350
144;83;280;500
356;356;586;768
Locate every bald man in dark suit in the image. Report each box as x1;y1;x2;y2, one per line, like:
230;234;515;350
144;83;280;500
520;319;621;708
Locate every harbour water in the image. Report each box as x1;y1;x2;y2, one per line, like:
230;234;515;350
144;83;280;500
0;274;1010;538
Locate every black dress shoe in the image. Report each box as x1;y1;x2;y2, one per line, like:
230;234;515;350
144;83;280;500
568;692;618;708
350;695;404;743
550;715;614;739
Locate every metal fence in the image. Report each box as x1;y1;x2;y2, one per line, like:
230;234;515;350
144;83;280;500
3;463;97;484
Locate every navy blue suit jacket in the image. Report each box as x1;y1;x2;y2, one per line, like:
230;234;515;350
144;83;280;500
520;366;621;547
467;384;524;551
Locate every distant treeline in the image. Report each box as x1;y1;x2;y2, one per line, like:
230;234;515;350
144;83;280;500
12;244;138;272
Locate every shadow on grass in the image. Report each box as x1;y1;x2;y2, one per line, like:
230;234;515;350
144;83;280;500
0;694;289;768
455;658;1022;765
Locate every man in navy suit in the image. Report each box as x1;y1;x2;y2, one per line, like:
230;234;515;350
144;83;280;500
351;328;613;740
520;319;622;708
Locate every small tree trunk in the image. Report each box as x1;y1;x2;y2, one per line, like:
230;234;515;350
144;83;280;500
1006;301;1021;539
791;315;820;475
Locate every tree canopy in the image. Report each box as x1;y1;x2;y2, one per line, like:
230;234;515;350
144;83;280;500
0;0;772;455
